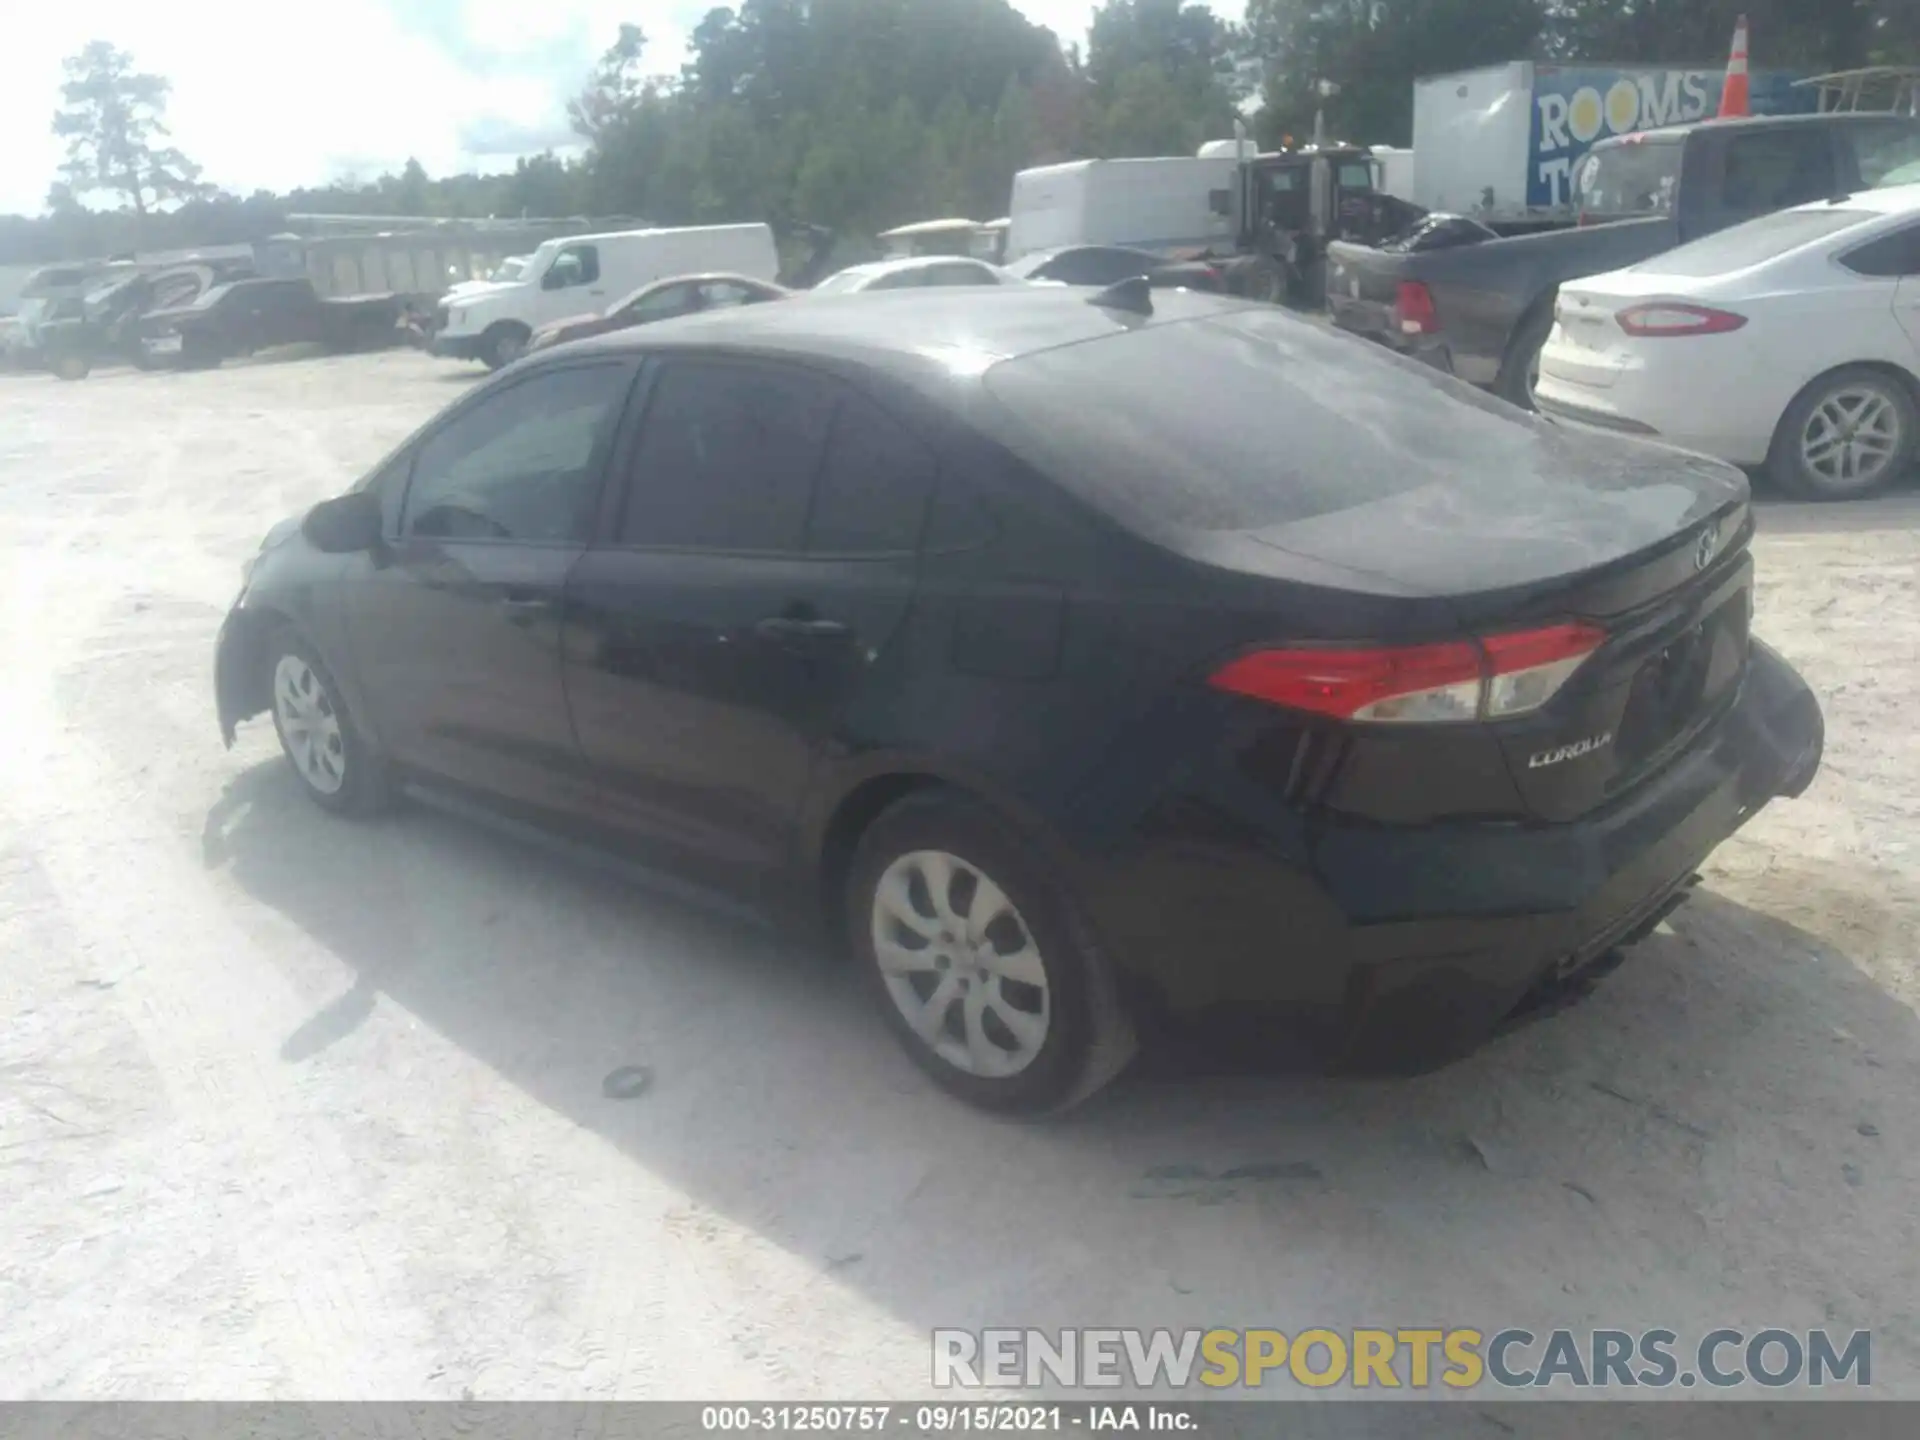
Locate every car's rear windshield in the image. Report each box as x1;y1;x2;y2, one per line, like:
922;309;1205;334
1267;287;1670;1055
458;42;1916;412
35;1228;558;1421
980;306;1536;533
1637;207;1872;277
1578;137;1684;217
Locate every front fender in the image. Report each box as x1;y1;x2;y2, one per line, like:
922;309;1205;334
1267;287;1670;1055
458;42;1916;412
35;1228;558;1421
215;605;281;747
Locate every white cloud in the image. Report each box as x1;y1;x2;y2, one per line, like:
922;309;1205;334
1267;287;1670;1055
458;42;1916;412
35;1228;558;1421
2;0;1243;218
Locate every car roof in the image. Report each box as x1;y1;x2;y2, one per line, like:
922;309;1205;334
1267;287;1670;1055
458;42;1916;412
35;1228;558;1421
565;283;1237;388
630;271;785;294
1590;111;1920;149
827;255;999;280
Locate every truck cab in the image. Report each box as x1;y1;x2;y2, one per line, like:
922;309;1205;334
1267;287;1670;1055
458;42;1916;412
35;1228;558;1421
1220;144;1424;306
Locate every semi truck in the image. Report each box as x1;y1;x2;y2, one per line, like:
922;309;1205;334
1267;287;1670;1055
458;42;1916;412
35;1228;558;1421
1005;126;1423;309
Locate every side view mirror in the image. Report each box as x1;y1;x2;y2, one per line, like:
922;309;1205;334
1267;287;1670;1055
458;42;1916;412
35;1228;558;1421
302;489;384;553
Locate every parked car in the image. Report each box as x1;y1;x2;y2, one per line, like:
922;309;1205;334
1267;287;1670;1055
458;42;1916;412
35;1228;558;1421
527;273;789;354
214;286;1823;1112
1537;185;1920;501
431;224;780;370
35;261;246;379
1328;112;1920;406
1002;244;1226;292
138;277;404;369
810;256;1022;292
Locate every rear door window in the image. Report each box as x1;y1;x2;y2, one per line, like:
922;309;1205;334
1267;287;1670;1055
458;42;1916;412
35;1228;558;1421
805;395;936;555
618;360;836;552
1718;129;1838;215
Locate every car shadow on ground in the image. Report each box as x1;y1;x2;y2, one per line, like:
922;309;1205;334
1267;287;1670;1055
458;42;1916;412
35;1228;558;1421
201;756;1920;1366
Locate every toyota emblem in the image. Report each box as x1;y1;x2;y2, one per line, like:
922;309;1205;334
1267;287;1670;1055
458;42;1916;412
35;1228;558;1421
1693;523;1720;572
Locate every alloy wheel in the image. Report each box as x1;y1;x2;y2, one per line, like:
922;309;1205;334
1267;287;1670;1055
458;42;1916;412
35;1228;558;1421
870;849;1051;1079
273;654;347;796
1801;386;1903;493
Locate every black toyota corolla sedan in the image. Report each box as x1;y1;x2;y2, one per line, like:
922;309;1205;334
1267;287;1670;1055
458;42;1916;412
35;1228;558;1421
215;282;1824;1112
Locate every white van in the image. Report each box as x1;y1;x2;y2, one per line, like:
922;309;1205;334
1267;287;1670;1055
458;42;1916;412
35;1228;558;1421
431;223;778;368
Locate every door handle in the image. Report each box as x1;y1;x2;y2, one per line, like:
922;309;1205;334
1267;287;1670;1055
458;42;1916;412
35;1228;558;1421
753;615;849;643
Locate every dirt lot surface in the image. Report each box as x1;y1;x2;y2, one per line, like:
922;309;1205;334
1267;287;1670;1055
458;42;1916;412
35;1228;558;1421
2;350;1918;1401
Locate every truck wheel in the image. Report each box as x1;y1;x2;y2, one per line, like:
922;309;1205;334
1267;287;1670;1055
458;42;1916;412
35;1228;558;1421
1496;296;1557;410
479;323;532;371
1766;366;1918;502
50;352;92;381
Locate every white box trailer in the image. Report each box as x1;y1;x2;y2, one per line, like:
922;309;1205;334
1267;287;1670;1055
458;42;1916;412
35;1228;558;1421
1411;60;1815;223
1005;156;1237;262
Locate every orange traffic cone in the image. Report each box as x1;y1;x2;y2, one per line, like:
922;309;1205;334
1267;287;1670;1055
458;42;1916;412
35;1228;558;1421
1718;14;1751;118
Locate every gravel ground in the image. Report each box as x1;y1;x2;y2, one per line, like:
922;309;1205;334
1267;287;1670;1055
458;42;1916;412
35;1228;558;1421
1;349;1918;1401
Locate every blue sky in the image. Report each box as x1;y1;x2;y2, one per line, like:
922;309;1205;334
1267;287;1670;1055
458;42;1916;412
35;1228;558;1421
4;1;1241;217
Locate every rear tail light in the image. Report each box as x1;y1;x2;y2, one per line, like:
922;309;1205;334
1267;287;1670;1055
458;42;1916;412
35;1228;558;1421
1208;622;1606;724
1616;303;1746;337
1394;281;1440;335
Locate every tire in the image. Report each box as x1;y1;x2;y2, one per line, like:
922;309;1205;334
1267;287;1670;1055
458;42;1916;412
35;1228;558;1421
846;791;1136;1114
1496;295;1556;410
1765;366;1919;502
50;352;92;381
264;630;393;817
479;323;531;371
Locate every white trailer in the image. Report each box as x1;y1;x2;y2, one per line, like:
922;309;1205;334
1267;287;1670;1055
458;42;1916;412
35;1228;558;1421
1004;156;1237;262
1411;60;1815;226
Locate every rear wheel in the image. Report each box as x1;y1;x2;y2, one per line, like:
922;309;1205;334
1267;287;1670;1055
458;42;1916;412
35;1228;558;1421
266;632;392;816
1766;367;1917;502
847;792;1135;1113
49;352;92;381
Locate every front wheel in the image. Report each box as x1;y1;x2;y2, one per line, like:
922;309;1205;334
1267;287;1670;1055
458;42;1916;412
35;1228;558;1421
479;323;531;371
847;792;1135;1113
1766;367;1918;502
266;633;392;816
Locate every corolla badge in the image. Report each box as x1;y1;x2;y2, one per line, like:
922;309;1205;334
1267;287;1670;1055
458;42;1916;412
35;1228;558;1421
1693;521;1721;573
1529;732;1614;769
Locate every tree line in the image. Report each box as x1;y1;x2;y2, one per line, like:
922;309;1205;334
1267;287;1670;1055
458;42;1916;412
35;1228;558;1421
5;0;1915;267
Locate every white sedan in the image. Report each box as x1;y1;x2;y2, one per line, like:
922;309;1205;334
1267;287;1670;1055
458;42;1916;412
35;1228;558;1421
1536;183;1920;500
810;256;1024;294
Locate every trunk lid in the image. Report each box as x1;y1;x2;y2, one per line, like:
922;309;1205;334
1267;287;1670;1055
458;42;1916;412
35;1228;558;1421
981;299;1754;823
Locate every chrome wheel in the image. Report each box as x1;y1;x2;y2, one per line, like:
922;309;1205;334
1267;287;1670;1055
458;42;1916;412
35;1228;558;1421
870;849;1050;1079
273;654;347;796
1801;386;1903;493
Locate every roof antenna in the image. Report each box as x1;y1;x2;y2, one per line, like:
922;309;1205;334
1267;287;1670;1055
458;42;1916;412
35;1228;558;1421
1088;274;1153;316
